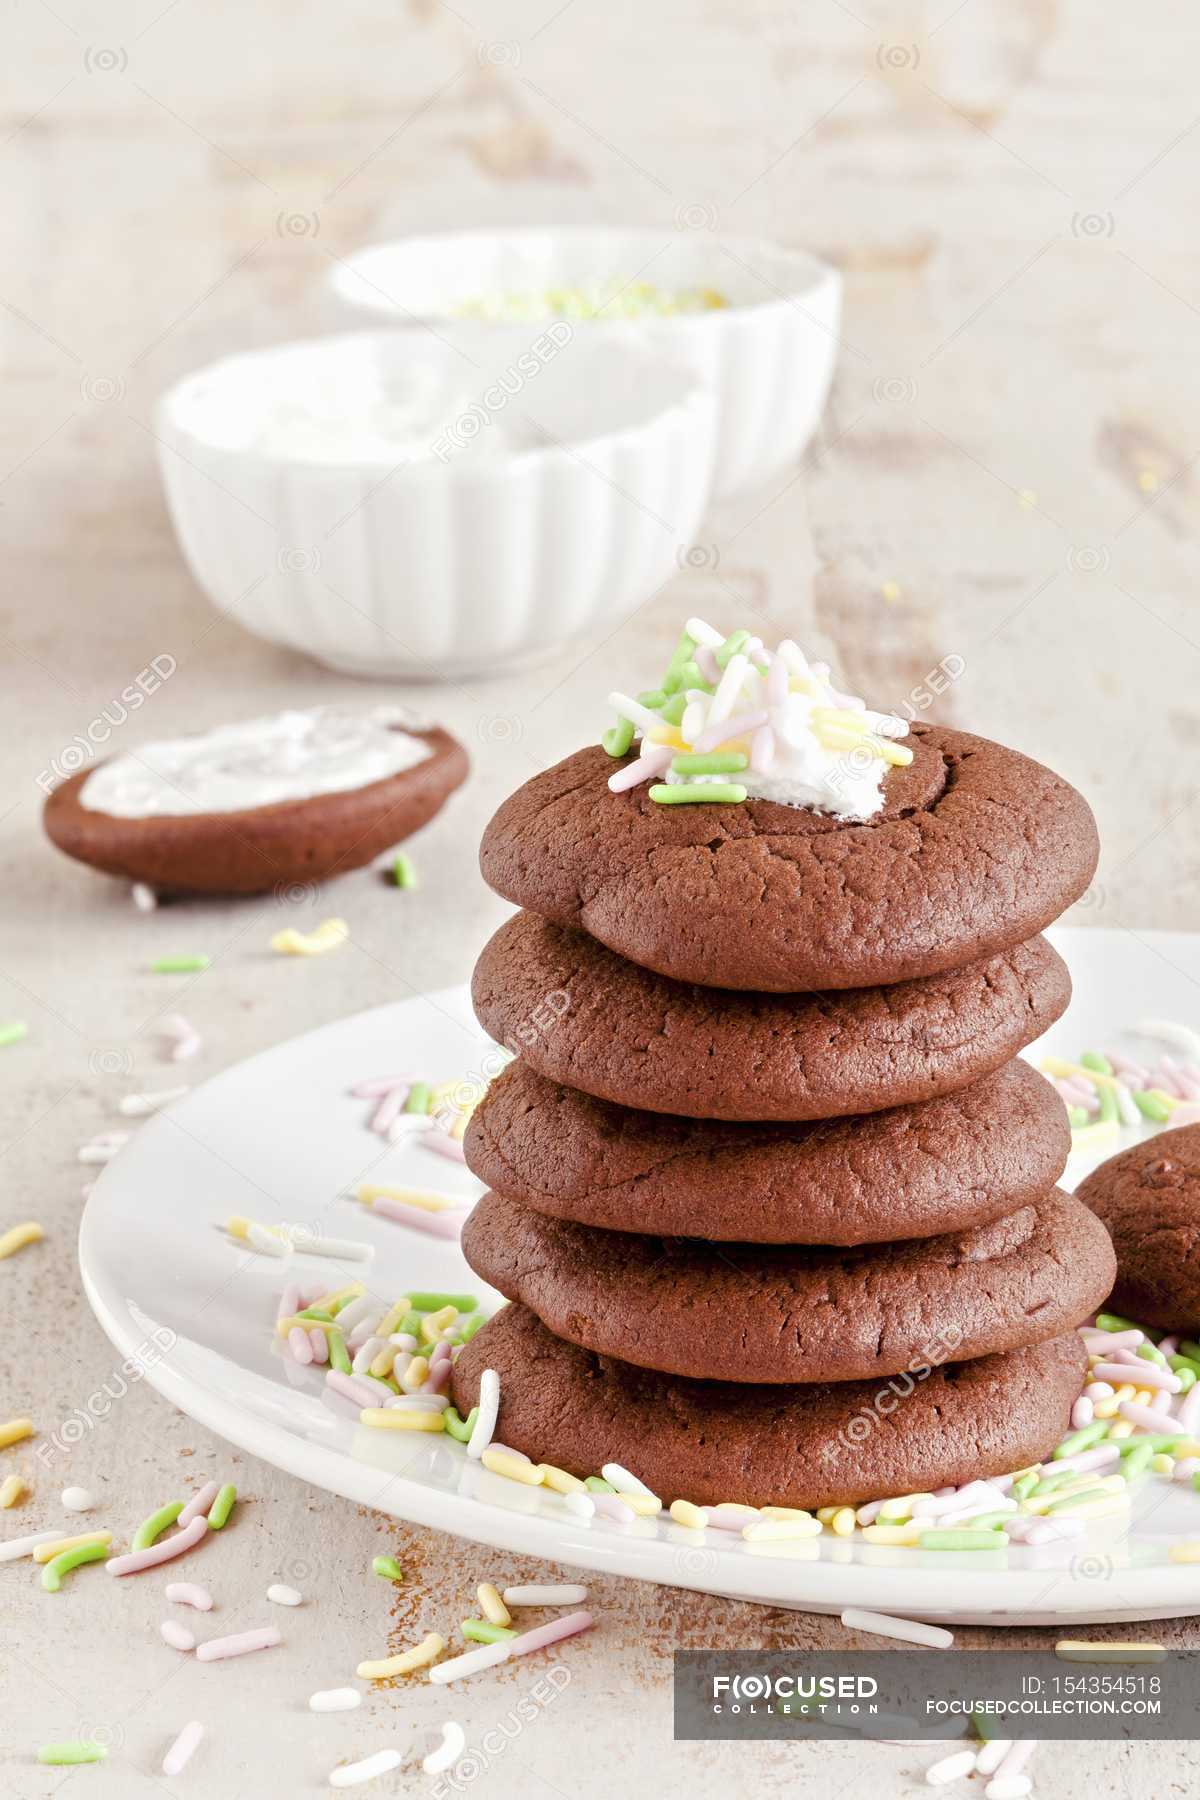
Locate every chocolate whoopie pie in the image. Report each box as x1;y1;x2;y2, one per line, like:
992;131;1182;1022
472;912;1071;1121
462;1188;1114;1384
465;1057;1071;1244
43;709;467;896
1078;1124;1200;1328
478;727;1098;992
451;1304;1089;1509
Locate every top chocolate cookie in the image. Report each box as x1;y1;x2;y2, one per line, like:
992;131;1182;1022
481;728;1097;991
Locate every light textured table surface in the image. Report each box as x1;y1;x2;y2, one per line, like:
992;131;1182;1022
5;0;1200;1793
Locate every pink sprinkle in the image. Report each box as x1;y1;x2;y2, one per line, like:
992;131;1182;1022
195;1626;281;1663
695;645;721;685
591;1494;634;1524
309;1329;328;1363
288;1326;313;1366
1108;1347;1146;1366
420;1132;467;1164
691;709;768;754
1082;1330;1143;1351
1154;1387;1175;1413
349;1074;416;1098
371;1195;467;1237
326;1369;382;1409
1107;1052;1148;1084
1119;1399;1175;1432
1177;1385;1200;1435
371;1086;410;1134
1049;1444;1120;1476
1093;1361;1179;1392
750;725;775;773
1070;1397;1094;1429
911;1482;1004;1520
160;1619;196;1652
853;1500;887;1526
607;746;673;792
1174;1459;1200;1481
1159;1336;1180;1358
277;1284;302;1323
179;1482;221;1528
166;1582;212;1610
108;1515;208;1576
161;1013;202;1062
508;1610;593;1657
422;1359;451;1395
1166;1103;1200;1129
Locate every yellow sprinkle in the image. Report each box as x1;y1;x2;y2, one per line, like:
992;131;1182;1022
1107;1420;1135;1440
1169;1542;1200;1564
743;1517;823;1542
1131;1388;1155;1407
1112;1384;1137;1403
644;726;688;749
880;580;902;603
420;1306;458;1344
877;1493;932;1522
376;1298;413;1339
760;1505;817;1522
399;1356;430;1394
0;1419;33;1451
622;1493;663;1517
369;1348;397;1380
0;1474;25;1508
1137;470;1159;493
477;1582;511;1627
310;1282;366;1313
357;1632;445;1680
1170;1439;1200;1458
1050;1494;1130;1521
861;1523;921;1546
33;1530;111;1563
359;1408;445;1433
538;1464;587;1495
1056;1639;1165;1662
275;1316;339;1337
670;1498;709;1529
1091;1398;1118;1418
0;1222;44;1261
270;917;349;957
359;1186;456;1214
830;1507;857;1537
480;1450;544;1486
1152;1454;1175;1475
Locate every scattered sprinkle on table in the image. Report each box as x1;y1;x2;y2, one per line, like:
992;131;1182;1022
60;1486;94;1512
38;1741;108;1765
423;1721;466;1776
107;1514;207;1575
1055;1640;1165;1662
42;1540;109;1590
357;1632;445;1680
392;852;418;889
372;1555;404;1582
195;1625;281;1662
267;1582;303;1606
119;1086;189;1116
0;1418;33;1450
161;1619;197;1651
0;1530;60;1562
178;1482;220;1528
329;1748;404;1788
0;1021;28;1048
270;917;349;957
133;1500;184;1550
166;1580;213;1610
502;1583;589;1608
151;954;211;974
0;1475;25;1508
840;1608;953;1649
162;1721;204;1776
309;1688;362;1713
207;1483;237;1529
0;1221;43;1260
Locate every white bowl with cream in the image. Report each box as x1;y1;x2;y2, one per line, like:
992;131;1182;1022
326;227;841;499
155;330;715;680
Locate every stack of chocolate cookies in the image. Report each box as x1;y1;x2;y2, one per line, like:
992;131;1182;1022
452;717;1115;1510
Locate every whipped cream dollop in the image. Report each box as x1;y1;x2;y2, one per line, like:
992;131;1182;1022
605;618;911;822
80;706;432;819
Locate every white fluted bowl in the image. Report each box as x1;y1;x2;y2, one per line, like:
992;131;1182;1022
327;227;841;500
154;330;715;680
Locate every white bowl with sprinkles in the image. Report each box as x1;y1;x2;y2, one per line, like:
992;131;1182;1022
327;226;841;500
155;329;715;680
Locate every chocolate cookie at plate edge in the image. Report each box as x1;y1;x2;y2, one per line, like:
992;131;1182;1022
471;912;1071;1121
461;1188;1114;1384
1077;1124;1200;1329
451;1305;1089;1510
43;707;468;895
465;1056;1071;1244
478;728;1098;992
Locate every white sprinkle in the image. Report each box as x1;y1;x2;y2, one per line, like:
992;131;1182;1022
503;1583;589;1608
840;1609;954;1650
60;1487;95;1512
160;1012;202;1062
267;1583;303;1606
563;1491;595;1519
385;1393;450;1412
281;1226;374;1262
685;616;724;648
77;1135;129;1164
119;1086;189;1116
309;1688;363;1713
160;1619;196;1652
976;1739;1013;1775
600;1462;655;1497
985;1780;1031;1800
352;1336;387;1375
1136;1018;1200;1061
245;1221;290;1257
422;1721;467;1776
162;1720;204;1777
0;1531;61;1562
429;1640;511;1685
329;1748;404;1787
131;882;158;912
925;1749;977;1785
467;1369;499;1460
333;1294;375;1336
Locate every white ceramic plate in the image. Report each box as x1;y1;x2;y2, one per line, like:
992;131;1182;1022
79;927;1200;1625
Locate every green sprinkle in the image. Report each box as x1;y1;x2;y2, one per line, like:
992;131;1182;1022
1080;1051;1113;1075
715;628;751;667
678;659;713;693
38;1742;108;1766
41;1541;109;1591
1117;1432;1181;1454
1120;1443;1156;1479
1044;1485;1110;1513
296;1307;335;1323
372;1554;404;1582
132;1500;183;1551
397;1310;425;1338
585;1476;615;1494
648;782;747;805
670;751;749;776
443;1406;478;1443
1137;1341;1169;1368
658;692;688;725
601;718;635;758
1053;1421;1109;1458
1013;1471;1040;1499
964;1510;1016;1529
409;1292;478;1313
404;1082;431;1115
659;629;697;695
458;1312;487;1344
637;688;667;710
1193;1472;1200;1494
1066;1105;1090;1128
1096;1312;1142;1334
392;852;418;891
1030;1469;1080;1496
1169;1354;1200;1376
0;1021;28;1048
326;1293;358;1317
1134;1089;1173;1123
328;1328;351;1375
1177;1367;1197;1392
1180;1340;1200;1364
151;955;210;974
1096;1083;1118;1124
207;1484;236;1530
971;1710;1000;1743
918;1529;1005;1550
462;1617;517;1644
